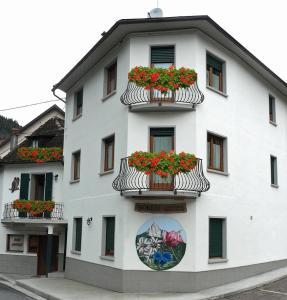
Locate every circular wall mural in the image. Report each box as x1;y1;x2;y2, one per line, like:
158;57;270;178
135;216;186;271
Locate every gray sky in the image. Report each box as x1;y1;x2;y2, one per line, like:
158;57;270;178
0;0;286;125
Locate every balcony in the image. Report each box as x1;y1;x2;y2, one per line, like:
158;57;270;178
112;157;210;199
120;82;204;112
2;202;66;224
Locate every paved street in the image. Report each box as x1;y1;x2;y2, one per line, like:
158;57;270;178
0;282;33;300
224;277;287;299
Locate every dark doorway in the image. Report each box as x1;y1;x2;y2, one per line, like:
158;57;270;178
30;174;45;200
37;235;59;276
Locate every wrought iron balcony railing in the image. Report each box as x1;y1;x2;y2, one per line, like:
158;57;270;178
112;157;210;195
120;82;204;107
2;202;64;221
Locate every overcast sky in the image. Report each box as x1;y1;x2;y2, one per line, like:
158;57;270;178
0;0;286;125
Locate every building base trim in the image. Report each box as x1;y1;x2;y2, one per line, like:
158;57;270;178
64;257;287;293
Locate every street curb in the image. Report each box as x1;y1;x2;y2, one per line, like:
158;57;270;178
16;280;61;300
0;279;46;300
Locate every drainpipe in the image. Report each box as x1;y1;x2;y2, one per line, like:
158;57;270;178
46;225;54;277
52;88;66;104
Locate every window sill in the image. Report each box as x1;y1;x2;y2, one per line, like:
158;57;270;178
206;85;228;98
71;250;81;255
207;168;229;176
271;184;279;189
208;258;228;264
99;169;114;176
269;120;277;127
102;90;117;102
72;114;82;122
70;179;80;184
100;255;114;261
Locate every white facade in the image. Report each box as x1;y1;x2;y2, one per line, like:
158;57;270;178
58;17;287;292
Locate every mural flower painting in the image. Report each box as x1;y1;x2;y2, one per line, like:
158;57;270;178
135;217;186;271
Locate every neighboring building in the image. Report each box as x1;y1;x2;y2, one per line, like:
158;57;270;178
52;16;287;292
0;105;67;276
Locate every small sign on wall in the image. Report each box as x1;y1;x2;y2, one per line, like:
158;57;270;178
7;235;24;252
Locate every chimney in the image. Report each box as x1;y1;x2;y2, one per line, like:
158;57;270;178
10;128;20;151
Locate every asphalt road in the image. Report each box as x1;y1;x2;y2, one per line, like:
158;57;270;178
0;282;33;300
224;277;287;299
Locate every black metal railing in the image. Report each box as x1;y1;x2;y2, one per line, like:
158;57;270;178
2;202;64;220
120;82;204;106
112;157;210;194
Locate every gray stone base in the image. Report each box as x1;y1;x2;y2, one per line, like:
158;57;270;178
0;254;37;275
65;257;287;293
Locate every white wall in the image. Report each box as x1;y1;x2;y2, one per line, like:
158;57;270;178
63;29;287;273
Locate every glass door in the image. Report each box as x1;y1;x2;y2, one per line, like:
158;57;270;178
150;128;174;190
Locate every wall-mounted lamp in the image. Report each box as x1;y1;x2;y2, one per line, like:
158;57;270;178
87;217;93;226
54;174;59;181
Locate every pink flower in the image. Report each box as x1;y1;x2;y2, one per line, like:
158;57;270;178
162;230;183;247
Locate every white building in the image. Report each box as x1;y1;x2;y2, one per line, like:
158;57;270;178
0;105;67;276
52;16;287;292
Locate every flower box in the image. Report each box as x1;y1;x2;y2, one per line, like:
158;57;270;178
128;151;197;178
17;147;63;163
12;200;55;216
128;66;197;94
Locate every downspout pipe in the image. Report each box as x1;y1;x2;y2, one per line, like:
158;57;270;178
52;87;66;104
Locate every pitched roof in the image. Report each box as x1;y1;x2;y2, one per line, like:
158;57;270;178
52;16;287;97
0;116;64;164
0;104;64;148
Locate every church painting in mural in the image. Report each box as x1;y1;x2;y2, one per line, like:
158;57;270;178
136;216;186;271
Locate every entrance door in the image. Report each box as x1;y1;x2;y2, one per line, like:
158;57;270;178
150;128;174;190
37;235;59;276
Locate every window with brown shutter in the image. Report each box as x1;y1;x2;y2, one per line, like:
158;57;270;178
72;151;81;181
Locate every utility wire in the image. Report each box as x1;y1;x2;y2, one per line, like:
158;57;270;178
0;99;64;112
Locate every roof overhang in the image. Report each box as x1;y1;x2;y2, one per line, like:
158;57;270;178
52;15;287;97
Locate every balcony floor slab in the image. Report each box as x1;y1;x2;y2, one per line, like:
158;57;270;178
1;218;68;225
129;102;195;112
121;190;199;199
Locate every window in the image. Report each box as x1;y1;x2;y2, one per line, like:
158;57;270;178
28;235;39;253
103;135;115;172
103;217;115;256
207;133;226;172
7;235;24;252
209;218;226;259
73;218;82;252
269;95;276;123
206;53;225;93
72;151;81;181
270;155;278;186
106;62;117;95
151;46;175;68
74;88;83;118
32;139;38;148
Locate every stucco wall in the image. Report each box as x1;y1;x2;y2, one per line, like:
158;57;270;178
63;28;287;277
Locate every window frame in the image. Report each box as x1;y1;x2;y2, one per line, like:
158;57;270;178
207;132;226;173
101;135;115;173
270;155;278;186
74;88;83;119
208;217;227;261
72;217;83;253
106;61;117;96
71;150;81;181
206;52;226;94
269;94;276;124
